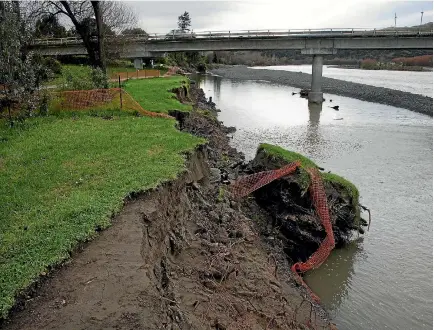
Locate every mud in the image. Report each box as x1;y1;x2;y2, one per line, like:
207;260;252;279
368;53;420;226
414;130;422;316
1;84;336;330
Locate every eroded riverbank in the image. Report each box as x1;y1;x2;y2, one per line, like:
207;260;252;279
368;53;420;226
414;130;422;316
194;73;433;330
210;65;433;116
3;83;347;329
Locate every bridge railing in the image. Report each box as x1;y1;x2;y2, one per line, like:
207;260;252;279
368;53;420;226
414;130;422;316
31;28;433;45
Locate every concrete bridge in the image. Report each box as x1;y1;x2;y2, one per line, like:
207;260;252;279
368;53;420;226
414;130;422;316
31;28;433;103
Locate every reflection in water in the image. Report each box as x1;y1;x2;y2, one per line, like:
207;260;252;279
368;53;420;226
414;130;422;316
303;102;322;157
212;75;221;100
305;238;365;316
193;73;433;330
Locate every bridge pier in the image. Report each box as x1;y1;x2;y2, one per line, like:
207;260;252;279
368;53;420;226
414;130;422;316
309;55;324;103
133;58;143;70
301;48;336;103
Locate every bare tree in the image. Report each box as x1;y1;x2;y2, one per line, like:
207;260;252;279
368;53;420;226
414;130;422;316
100;1;135;34
25;1;136;70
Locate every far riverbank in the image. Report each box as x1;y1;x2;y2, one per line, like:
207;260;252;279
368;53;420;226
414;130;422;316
210;65;433;116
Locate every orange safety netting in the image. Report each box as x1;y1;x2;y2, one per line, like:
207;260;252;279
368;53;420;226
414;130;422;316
50;88;172;119
230;161;301;199
230;163;335;303
111;69;161;81
164;66;181;76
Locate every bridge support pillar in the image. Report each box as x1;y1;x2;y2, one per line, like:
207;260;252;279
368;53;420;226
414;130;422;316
134;58;143;70
308;55;324;103
301;48;336;104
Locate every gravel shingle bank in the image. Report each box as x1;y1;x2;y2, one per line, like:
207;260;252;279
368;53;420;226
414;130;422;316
210;66;433;117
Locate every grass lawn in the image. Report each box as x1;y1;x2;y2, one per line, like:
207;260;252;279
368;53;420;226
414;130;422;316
0;74;203;317
124;77;192;113
0;114;204;317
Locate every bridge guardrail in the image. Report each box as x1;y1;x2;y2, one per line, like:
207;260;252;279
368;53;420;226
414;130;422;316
31;28;434;46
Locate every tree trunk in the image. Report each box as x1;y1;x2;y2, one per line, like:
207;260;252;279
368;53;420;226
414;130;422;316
91;1;105;73
59;1;104;70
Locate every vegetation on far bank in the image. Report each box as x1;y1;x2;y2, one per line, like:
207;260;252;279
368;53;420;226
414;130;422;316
360;55;433;71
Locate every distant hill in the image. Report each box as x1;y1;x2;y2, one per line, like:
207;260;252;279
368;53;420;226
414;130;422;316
379;22;433;32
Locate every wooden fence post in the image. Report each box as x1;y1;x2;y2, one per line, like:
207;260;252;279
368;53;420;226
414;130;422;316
119;76;123;110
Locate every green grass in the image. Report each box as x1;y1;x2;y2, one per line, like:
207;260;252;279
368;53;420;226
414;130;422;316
322;172;359;203
258;143;318;168
0;114;204;317
123;77;192;113
257;143;359;201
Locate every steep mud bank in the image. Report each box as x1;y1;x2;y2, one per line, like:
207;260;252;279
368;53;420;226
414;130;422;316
2;85;334;329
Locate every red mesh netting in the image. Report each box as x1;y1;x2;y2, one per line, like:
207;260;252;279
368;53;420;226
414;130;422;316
51;88;172;119
230;161;301;199
230;163;335;303
111;69;161;81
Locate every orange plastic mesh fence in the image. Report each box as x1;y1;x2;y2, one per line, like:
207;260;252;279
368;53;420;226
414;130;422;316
110;69;161;81
230;161;301;199
164;66;180;76
230;163;335;303
51;88;172;119
53;88;116;110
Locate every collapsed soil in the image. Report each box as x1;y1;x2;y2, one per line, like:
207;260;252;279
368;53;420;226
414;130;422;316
1;84;335;330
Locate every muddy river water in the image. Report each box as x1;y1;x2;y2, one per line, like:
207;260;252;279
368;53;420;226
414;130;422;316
193;73;433;329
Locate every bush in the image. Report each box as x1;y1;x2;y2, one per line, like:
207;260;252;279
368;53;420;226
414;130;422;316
197;63;206;73
44;57;62;75
360;58;379;69
90;67;109;89
155;57;167;65
60;66;108;91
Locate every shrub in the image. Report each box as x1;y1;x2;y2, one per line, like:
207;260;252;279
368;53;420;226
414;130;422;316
60;66;108;91
90;67;109;89
360;58;379;69
44;57;62;75
155;57;167;65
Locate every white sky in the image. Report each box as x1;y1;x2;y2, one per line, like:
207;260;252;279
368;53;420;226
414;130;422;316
125;0;433;33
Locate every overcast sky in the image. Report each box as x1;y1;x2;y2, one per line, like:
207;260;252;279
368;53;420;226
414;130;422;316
125;0;433;33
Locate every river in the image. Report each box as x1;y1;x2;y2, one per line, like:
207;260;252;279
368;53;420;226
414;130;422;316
253;65;433;97
194;72;433;330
